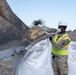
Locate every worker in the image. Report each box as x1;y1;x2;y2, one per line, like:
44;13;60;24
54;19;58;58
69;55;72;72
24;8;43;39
49;20;71;75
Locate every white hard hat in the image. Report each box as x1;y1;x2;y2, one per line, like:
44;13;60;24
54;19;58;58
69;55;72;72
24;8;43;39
58;20;67;27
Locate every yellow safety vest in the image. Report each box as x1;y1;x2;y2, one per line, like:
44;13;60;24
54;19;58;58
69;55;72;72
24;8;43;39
52;33;71;55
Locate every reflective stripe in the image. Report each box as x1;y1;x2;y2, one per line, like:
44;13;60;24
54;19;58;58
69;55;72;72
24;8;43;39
52;46;68;55
62;48;68;50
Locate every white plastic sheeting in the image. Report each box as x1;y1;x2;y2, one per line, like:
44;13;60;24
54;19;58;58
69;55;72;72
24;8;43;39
15;39;54;75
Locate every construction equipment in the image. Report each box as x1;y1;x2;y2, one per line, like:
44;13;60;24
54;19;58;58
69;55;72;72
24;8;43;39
0;0;56;55
0;0;46;51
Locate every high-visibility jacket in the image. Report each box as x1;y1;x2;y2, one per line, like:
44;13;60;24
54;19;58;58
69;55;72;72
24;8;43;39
52;33;71;55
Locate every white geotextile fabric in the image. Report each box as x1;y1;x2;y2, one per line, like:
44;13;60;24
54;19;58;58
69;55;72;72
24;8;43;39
15;39;54;75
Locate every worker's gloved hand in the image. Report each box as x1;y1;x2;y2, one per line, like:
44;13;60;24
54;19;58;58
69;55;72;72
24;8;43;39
46;32;52;37
49;37;52;41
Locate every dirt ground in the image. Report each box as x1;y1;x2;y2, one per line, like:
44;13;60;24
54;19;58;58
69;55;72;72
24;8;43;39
0;58;12;75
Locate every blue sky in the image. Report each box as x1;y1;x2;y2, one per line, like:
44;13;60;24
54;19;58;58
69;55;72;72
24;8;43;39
7;0;76;31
